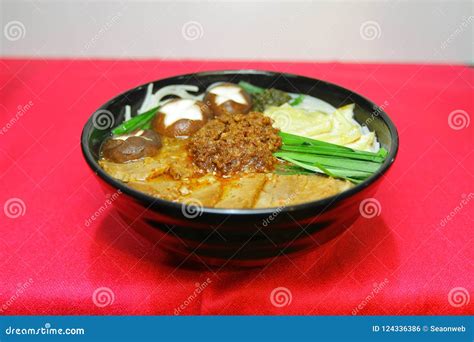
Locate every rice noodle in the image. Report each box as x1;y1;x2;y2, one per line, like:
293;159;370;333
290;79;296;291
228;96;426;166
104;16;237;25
124;105;131;122
289;92;336;114
123;83;202;123
137;83;155;114
153;85;200;106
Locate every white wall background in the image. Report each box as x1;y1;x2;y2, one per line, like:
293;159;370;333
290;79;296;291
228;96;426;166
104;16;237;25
1;0;472;63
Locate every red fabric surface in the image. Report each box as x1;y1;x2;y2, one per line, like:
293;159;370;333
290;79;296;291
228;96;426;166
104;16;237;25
0;59;472;315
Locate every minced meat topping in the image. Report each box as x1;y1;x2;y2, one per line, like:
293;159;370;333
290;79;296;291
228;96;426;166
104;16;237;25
188;112;282;176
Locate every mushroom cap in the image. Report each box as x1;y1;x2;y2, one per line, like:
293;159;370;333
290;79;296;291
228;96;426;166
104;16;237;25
152;99;213;138
204;83;252;116
101;129;162;163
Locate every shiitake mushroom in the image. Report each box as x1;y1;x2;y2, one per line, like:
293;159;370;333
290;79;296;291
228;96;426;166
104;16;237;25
151;99;213;138
204;83;252;116
102;129;162;163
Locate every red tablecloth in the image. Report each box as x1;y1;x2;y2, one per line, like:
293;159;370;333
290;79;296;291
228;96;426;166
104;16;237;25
0;59;472;315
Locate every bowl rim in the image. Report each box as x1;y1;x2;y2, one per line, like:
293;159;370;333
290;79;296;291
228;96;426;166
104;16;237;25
81;69;399;215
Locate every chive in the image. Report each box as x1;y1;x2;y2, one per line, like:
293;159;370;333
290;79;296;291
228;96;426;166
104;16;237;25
279;156;325;174
279;131;354;151
312;161;339;178
238;81;264;94
275;131;387;183
112;106;159;135
280;131;387;156
323;168;372;179
274;151;381;173
281;142;355;154
280;131;388;160
279;156;350;180
316;164;368;183
290;95;304;106
278;156;371;182
279;134;386;157
274;163;314;175
280;145;386;163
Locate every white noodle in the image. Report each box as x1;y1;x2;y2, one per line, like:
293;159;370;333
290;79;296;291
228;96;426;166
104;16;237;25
153;85;200;106
121;84;202;126
124;105;131;122
137;83;154;114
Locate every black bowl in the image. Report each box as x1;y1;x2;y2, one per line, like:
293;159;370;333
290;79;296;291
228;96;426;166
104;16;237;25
81;70;398;267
